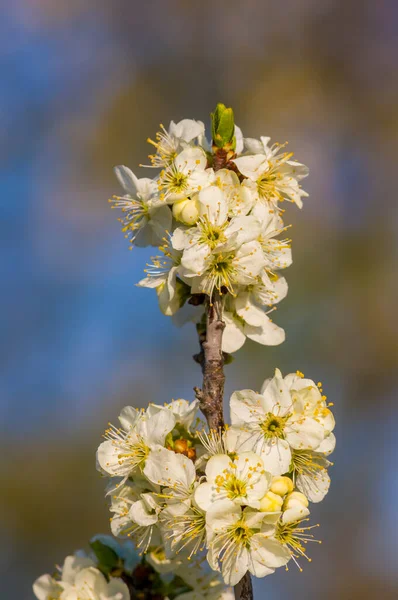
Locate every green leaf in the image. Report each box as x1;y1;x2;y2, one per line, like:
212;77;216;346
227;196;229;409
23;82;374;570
223;352;234;365
90;540;119;575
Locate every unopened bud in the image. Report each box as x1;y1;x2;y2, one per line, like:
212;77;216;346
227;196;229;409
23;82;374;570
259;491;283;513
174;439;189;454
282;491;310;524
270;476;294;497
172;197;199;225
211;103;236;150
284;491;309;510
187;447;196;461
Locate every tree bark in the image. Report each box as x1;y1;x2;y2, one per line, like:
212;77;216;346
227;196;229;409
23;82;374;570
193;294;254;600
194;294;225;431
234;573;253;600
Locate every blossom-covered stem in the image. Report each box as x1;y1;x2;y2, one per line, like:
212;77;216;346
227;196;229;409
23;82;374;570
234;572;254;600
194;294;225;432
194;295;254;600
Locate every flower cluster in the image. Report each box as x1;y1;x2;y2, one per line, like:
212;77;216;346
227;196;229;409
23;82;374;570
96;369;335;586
33;534;233;600
33;548;130;600
110;106;308;352
32;105;333;599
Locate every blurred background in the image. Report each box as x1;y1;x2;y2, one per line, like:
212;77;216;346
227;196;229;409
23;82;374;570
1;1;398;598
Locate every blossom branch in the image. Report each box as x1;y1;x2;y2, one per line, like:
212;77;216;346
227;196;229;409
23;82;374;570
194;294;254;600
194;294;225;431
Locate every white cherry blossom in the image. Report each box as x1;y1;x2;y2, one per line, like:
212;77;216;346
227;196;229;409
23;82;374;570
267;513;321;572
206;499;290;585
158;147;211;203
138;238;186;316
97;407;176;480
144;446;196;504
229;369;329;475
146;119;205;168
195;452;271;511
233;137;309;209
110;166;172;247
222;305;285;353
291;449;332;502
33;556;129;600
146;398;199;431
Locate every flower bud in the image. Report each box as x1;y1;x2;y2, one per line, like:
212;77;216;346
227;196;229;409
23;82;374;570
174;439;190;454
270;476;294;497
172;197;199;225
211;103;236;150
282;491;310;524
284;491;309;510
187;447;197;461
259;491;283;513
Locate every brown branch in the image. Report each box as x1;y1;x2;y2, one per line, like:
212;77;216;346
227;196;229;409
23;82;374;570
193;293;253;600
194;294;225;430
234;573;253;600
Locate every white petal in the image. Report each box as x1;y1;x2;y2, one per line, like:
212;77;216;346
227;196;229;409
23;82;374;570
169;118;204;142
194;482;214;512
244;137;265;154
222;546;249;586
137;276;163;289
206;499;242;533
225;428;261;454
250;533;291;568
60;588;79;600
33;575;61;600
286;416;325;451
130;499;158;526
261;369;291;408
135;177;158;200
175;147;207;171
198;186;228;225
257;439;292;476
260;136;272;154
316;432;336;455
234;241;266;284
180;242;210;277
143;446;195;489
235;292;267;327
232;155;268;180
74;567;107;596
118;406;140;430
244;317;285;347
114;165;139;195
243;508;269;529
157;267;180;316
282;505;310;524
296;469;331;503
137;410;176;447
223;215;262;248
97;440;130;477
206;454;232;481
222;313;246;353
171;226;190;250
230;389;265;426
106;578;130;600
248;560;274;579
148;205;172;241
285;160;309;180
134;223;156;248
234;125;244;154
